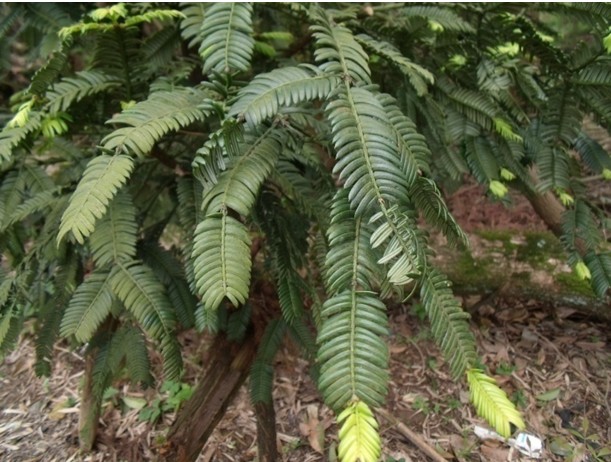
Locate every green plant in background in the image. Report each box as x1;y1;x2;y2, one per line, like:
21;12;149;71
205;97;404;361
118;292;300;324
0;3;609;461
496;362;516;376
550;418;611;462
139;381;193;425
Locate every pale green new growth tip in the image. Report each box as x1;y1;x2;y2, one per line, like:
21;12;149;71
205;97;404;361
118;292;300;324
337;401;381;462
467;369;525;438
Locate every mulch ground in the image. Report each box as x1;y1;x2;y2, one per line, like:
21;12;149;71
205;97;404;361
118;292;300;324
1;187;609;462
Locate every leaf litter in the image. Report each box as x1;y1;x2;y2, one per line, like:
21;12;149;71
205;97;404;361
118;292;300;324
1;292;608;461
0;186;610;461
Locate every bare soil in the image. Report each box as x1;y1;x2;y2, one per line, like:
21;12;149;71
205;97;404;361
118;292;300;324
1;187;609;462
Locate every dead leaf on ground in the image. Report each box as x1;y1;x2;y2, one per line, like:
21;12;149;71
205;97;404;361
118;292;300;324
299;404;325;454
480;442;510;461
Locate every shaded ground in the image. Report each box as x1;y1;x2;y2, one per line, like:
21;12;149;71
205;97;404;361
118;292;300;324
1;188;610;462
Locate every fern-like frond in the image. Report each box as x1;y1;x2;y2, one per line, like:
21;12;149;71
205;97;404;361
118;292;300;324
226;303;251;341
142;26;180;70
561;200;603;253
89;26;141;99
418;101;470;180
28;47;70;97
356;34;433;96
327;86;411;216
194;301;221;333
540;91;582;146
110;262;181;380
551;3;611;32
192;120;244;187
256;188;312;327
192;213;251;311
39;195;69;259
477;58;512;95
140;242;196;329
575;64;611;87
21;164;55;193
420;269;477;377
60;270;115;343
310;7;371;84
0;275;18;352
574;132;611;174
325;190;381;294
317;291;389;410
89;190;137;267
124;8;184;28
584;251;611;298
274;252;307;325
89;333;114;409
369;207;424;286
0;302;23;357
35;253;78;376
0;5;22;39
58;154;134;244
467;369;525;438
60;7;181;39
199;2;254;75
34;298;65;376
2;189;59;231
202;128;282;216
176;176;203;233
110;324;153;387
123;326;153;387
377;92;431;176
578;88;611;128
288;320;317;359
180;3;206;48
515;67;547;105
337;400;381;462
23;3;73;35
102;88;210;156
0;113;42;162
440;84;512;138
464;136;501;185
250;319;286;404
410;177;469;248
229;65;338;128
45;71;120;114
271;158;331;224
402;5;475;33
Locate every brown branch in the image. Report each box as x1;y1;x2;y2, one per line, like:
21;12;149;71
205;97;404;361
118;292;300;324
162;332;258;462
150;145;178;171
520;169;588;255
255;401;279;462
377;408;447;462
286;32;311;58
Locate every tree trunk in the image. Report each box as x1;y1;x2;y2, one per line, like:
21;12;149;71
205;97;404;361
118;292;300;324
521;170;588;254
79;350;101;452
255;400;279;462
162;280;284;461
521;174;610;313
470;171;611;322
162;330;258;462
524;189;565;238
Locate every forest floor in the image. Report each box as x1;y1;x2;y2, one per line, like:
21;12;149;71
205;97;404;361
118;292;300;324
0;184;610;462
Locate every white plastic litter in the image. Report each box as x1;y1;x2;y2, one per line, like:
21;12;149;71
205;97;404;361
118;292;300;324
474;425;543;459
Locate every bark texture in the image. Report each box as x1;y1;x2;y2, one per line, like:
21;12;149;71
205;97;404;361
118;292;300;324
79;351;102;452
255;400;279;462
162;331;257;462
163;281;282;461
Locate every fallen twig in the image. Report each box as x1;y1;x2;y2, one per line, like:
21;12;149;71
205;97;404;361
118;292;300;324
535;332;605;403
377;408;447;462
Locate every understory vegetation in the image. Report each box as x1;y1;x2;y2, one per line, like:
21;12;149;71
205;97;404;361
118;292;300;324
0;3;609;461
